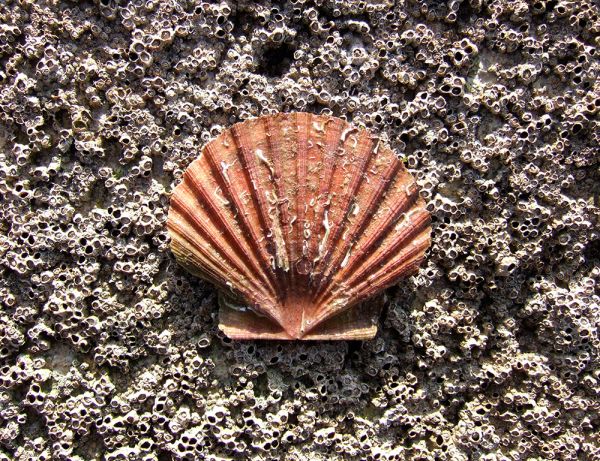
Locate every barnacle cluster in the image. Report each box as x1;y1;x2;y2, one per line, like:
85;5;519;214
0;0;598;459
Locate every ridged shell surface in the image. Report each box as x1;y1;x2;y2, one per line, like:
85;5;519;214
167;112;431;340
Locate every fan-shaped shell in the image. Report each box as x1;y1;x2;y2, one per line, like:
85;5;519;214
167;112;431;340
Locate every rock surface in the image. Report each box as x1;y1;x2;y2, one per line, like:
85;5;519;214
0;0;598;460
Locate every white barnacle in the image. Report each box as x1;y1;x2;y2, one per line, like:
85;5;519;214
239;190;251;205
395;212;409;231
214;187;229;206
265;190;278;205
373;139;381;155
302;239;309;256
275;227;289;271
303;221;311;239
396;209;420;231
312;121;325;133
220;159;236;184
318;210;332;257
289;215;297;233
265;194;289;271
255;149;275;176
341;126;358;142
340;244;353;268
342;228;349;241
351;202;360;216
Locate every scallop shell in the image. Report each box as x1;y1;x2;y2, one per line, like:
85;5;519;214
167;112;431;340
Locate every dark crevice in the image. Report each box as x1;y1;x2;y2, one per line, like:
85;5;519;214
257;43;296;77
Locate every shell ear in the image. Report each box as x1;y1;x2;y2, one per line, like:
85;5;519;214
219;302;292;340
301;294;385;340
219;294;385;341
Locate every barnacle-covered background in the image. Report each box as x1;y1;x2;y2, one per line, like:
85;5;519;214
0;0;599;459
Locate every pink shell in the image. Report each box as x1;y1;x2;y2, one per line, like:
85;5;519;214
167;112;431;340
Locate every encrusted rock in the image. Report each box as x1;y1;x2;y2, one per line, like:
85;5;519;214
0;0;598;459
